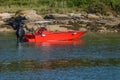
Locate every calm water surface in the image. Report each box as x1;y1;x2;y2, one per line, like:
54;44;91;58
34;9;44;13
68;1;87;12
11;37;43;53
0;32;120;80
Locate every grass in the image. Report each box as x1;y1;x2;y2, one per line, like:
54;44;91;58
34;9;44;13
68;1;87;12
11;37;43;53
0;0;120;15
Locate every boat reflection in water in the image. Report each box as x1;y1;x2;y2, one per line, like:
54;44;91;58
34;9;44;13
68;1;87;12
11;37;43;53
29;39;85;47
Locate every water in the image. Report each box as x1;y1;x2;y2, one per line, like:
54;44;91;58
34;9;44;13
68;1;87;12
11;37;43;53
0;32;120;80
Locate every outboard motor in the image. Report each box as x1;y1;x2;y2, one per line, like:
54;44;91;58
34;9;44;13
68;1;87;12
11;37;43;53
14;16;26;43
16;24;25;43
8;15;26;43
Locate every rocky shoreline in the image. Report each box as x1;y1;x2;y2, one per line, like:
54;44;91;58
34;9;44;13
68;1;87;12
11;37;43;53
0;10;120;33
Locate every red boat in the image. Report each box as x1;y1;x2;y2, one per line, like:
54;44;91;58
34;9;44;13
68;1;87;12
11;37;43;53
23;28;86;42
23;20;86;42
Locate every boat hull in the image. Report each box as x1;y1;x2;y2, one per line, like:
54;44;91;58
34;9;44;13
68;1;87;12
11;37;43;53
24;31;86;42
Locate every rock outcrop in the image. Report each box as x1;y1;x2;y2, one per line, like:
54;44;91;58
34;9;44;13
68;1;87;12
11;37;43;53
0;10;120;33
44;13;120;32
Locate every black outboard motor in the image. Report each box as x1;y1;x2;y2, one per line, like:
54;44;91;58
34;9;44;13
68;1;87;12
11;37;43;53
5;15;27;46
8;15;26;43
14;16;26;43
16;23;25;43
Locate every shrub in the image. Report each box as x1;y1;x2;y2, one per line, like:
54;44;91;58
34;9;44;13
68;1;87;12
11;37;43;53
86;2;108;15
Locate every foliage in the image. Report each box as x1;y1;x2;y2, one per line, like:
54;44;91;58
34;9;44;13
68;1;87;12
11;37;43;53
0;0;119;15
86;2;108;15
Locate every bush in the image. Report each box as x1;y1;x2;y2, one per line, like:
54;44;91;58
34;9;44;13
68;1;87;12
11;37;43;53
86;2;108;15
114;4;120;14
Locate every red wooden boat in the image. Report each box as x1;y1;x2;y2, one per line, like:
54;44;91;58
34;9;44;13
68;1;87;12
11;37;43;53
23;28;86;42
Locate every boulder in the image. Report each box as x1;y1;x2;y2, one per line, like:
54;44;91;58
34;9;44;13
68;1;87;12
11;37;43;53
0;13;12;20
16;10;43;21
87;14;100;19
44;14;70;20
0;21;5;25
48;25;68;31
0;25;14;32
68;13;86;19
